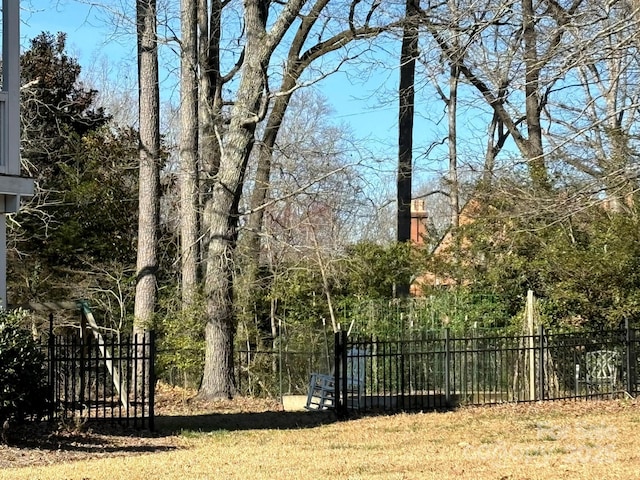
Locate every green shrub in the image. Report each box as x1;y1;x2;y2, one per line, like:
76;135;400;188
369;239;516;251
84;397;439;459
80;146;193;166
156;294;205;389
0;309;48;422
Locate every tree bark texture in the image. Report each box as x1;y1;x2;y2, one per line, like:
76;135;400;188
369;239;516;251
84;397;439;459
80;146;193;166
199;0;305;399
522;0;549;192
134;0;160;333
448;64;459;229
134;0;160;401
180;0;200;307
199;60;263;398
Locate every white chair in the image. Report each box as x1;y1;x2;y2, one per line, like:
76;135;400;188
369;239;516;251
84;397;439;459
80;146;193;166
305;373;335;410
576;350;619;394
305;347;367;411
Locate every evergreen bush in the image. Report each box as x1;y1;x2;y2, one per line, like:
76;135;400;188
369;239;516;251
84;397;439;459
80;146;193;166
0;310;48;422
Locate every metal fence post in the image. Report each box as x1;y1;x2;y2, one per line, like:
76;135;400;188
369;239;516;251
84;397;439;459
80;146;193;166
148;330;156;431
400;337;405;410
444;328;451;406
537;325;545;401
47;313;55;422
341;330;348;416
334;331;342;415
626;319;636;395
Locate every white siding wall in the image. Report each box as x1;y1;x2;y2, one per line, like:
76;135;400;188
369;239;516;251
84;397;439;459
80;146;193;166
0;0;35;307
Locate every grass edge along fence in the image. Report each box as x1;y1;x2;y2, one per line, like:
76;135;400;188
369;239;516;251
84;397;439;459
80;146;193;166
332;321;640;415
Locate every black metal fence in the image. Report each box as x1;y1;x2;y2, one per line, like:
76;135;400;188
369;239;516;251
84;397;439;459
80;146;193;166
45;329;155;429
333;322;640;415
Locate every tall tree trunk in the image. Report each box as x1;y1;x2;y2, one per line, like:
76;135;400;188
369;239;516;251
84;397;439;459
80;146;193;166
199;108;257;399
134;0;160;334
396;0;418;297
603;58;630;213
522;0;549;192
448;64;459;229
605;126;631;213
134;0;160;402
180;0;200;307
199;0;224;273
199;0;274;399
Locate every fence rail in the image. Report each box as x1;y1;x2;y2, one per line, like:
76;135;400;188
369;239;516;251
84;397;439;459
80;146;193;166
333;323;640;415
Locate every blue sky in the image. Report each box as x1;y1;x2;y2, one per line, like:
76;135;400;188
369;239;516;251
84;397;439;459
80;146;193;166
23;1;106;49
21;1;136;65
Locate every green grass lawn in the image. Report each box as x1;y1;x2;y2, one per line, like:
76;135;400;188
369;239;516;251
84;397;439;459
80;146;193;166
1;394;638;480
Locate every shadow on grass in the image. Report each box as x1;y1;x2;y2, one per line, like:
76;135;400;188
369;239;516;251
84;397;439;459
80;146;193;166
12;437;177;455
2;410;337;455
154;410;338;435
2;421;178;460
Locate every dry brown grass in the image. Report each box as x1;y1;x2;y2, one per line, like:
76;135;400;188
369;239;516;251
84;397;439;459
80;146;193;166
1;386;639;480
